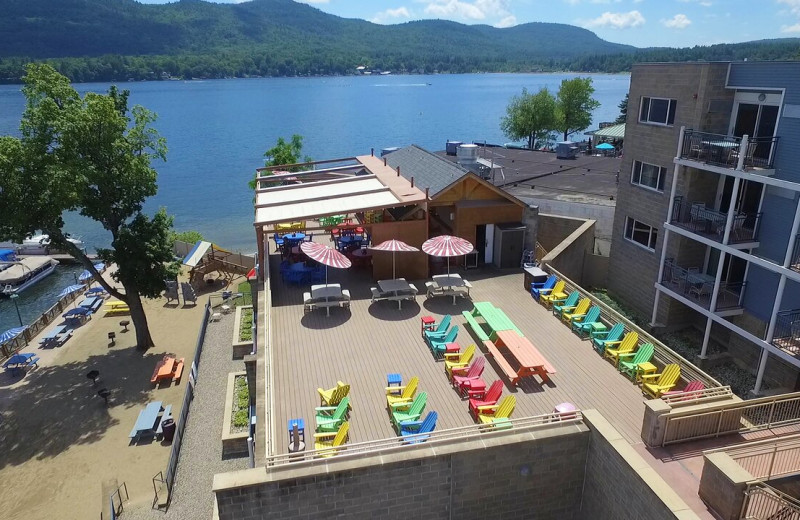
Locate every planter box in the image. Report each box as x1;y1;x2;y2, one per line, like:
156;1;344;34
232;305;254;360
222;371;249;459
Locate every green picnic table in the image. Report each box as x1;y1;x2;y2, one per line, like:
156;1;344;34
469;302;523;340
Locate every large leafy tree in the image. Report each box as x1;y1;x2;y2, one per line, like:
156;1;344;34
555;77;601;141
500;87;558;150
0;63;171;349
615;93;629;124
249;134;311;189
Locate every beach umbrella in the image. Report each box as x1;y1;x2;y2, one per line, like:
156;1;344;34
421;235;474;276
58;284;85;298
300;242;351;285
63;307;91;318
369;239;419;279
596;143;615;150
78;270;92;282
85;287;105;296
0;326;26;345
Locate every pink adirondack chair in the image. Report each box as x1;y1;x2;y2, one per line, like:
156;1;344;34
468;380;503;419
452;357;485;392
663;380;705;400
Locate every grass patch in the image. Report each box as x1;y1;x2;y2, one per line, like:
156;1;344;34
232;375;250;430
239;307;254;342
236;281;253;306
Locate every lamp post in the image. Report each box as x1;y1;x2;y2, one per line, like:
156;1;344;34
9;293;23;327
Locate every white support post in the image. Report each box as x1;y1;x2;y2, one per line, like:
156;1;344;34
754;349;769;395
736;135;748;171
722;177;741;245
700;318;713;359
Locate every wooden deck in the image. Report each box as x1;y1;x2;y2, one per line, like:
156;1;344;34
268;260;649;454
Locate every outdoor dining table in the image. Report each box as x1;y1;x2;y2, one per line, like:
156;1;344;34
309;283;347;316
79;296;103;313
129;401;163;442
378;278;413;309
431;273;470;304
41;324;68;347
3;352;39;376
338;235;363;250
687;272;715;286
283;232;306;244
350;248;372;268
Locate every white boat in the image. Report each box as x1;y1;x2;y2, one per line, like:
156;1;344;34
0;234;84;255
0;257;59;296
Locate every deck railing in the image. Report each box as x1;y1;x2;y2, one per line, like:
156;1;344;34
680;130;778;170
773;309;800;355
670;196;761;244
264;412;583;468
792;234;800;273
741;481;800;519
661;385;734;406
659;261;746;311
662;392;800;446
719;435;800;481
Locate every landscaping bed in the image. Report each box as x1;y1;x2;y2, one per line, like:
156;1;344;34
222;371;249;458
231;305;254;359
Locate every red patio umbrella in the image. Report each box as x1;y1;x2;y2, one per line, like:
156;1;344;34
421;235;474;275
300;241;351;285
369;239;419;279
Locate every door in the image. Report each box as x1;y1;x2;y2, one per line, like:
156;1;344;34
484;224;495;264
732;99;779;164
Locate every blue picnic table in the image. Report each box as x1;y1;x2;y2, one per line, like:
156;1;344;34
40;325;69;347
129;401;172;442
3;352;40;376
79;296;103;313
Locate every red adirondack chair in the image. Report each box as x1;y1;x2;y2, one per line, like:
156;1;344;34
663;380;705;399
468;380;503;419
452;357;485;392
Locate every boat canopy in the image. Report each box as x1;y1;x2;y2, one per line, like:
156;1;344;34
0;257;56;284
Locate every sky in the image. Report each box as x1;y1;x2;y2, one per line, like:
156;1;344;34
134;1;784;48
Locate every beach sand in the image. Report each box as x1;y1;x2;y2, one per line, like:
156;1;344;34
0;270;225;520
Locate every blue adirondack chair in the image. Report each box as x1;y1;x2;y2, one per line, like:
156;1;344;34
591;323;625;353
531;276;556;301
423;315;452;341
429;326;459;358
400;411;438;443
552;291;580;318
572;306;602;337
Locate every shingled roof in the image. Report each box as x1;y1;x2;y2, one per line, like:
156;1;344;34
383;145;471;197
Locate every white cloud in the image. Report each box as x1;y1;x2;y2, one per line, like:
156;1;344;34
370;7;412;24
419;0;515;24
296;0;330;4
583;10;645;29
662;14;691;29
781;22;800;32
563;0;623;3
495;15;517;27
424;0;486;20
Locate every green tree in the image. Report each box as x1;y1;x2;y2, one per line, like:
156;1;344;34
0;63;170;349
615;93;629;124
172;229;205;245
500;87;558;150
555;77;601;141
249;134;311;190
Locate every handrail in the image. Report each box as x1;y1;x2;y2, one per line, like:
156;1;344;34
661;385;734;405
265;412;583;468
741;481;800;519
710;434;800;481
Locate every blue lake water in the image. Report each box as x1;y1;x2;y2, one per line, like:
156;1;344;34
0;72;629;331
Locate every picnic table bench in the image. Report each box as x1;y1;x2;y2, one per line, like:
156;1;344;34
483;330;556;385
463;302;523;341
3;352;40;376
105;301;131;315
371;279;418;309
426;274;472;304
39;325;72;347
150;355;184;384
79;296;104;313
129;401;170;442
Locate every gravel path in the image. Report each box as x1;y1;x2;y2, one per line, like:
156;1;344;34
125;311;248;520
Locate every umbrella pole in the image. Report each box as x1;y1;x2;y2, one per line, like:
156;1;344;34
392;253;396;280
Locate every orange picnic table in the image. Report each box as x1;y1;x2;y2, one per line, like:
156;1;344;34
485;330;556;385
150;355;184;384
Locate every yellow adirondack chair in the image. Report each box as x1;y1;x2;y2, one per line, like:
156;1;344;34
318;381;350;406
444;345;476;377
386;376;419;409
561;298;590;324
604;332;639;366
540;281;567;308
476;395;516;425
641;364;681;398
314;421;349;457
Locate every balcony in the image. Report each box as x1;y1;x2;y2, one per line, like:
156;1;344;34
792;234;800;273
679;130;778;171
671;196;761;245
773;309;800;356
660;260;746;312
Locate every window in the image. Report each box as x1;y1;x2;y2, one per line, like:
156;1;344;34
631;161;666;192
624;217;658;251
639;97;676;126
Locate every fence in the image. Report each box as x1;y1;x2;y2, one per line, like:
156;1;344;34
152;300;210;510
670;196;762;244
660;260;747;311
773;309;800;355
741;481;800;519
661;385;734;406
679;129;778;170
662;392;800;446
721;435;800;481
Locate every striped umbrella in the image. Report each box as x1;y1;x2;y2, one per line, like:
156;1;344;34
421;235;474;275
300;242;351;285
369;239;419;279
58;284;85;298
0;326;26;345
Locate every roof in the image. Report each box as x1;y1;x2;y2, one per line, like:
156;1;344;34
254;155;427;227
384;145;471;196
183;241;212;267
590;123;625;140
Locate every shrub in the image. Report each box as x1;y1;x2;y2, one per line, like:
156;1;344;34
239;308;253;342
232;376;250;429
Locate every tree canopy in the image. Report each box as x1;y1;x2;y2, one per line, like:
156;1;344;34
250;134;312;190
615;93;629;124
555;77;600;141
500;87;558;150
0;63;171;349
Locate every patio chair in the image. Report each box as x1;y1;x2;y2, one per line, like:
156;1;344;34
551;291;579;317
571;307;601;337
443;344;476;377
451;357;486;393
618;343;655;380
540;281;567;308
315;396;350;433
314;421;349;458
391;392;428;433
603;332;639;366
399;411;438;444
386;376;419;410
591;323;624;353
318;381;350;406
429;326;459;359
476;395;516;426
689;281;712;301
561;298;590;324
423;315;451;341
469;380;503;419
641;364;681;398
531;275;556;301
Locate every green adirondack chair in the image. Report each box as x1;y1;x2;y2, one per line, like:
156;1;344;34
391;392;428;433
429;326;459;358
591;323;624;353
315;396;350;433
619;343;655;380
572;306;602;337
551;291;580;318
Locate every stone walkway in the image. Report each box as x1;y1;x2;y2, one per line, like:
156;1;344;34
125;310;248;519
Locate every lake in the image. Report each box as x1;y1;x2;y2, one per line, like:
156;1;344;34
0;73;629;330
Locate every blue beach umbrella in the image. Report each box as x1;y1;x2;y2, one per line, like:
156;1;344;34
0;326;27;344
596;143;615;150
58;284;85;298
85;287;106;296
78;270;92;282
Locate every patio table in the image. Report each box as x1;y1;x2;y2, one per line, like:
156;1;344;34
687;272;715;286
41;325;68;347
493;330;556;385
430;274;471;304
3;352;39;376
309;283;347;316
129;401;163;442
378;278;413;309
79;296;103;313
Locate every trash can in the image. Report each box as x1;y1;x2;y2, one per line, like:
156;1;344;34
161;418;176;442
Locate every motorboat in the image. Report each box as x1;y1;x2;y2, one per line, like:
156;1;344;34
0;233;84;255
0;256;59;296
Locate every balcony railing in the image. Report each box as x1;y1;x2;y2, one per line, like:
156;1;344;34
773;309;800;356
660;260;746;311
671;196;761;244
792;234;800;273
680;130;778;170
